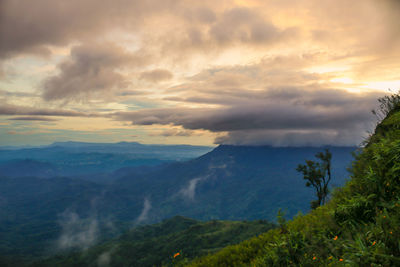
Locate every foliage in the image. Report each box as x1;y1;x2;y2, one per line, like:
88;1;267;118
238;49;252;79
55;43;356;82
296;149;332;209
30;216;275;267
188;95;400;266
372;91;400;121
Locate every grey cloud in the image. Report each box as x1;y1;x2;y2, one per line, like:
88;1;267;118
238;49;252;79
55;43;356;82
180;177;202;200
209;8;290;45
97;246;118;267
139;69;173;83
194;7;217;23
215;128;368;147
42;43;145;101
0;65;4;79
179;164;229;200
57;211;99;250
154;6;300;59
181;7;217;24
135;198;151;224
0;90;39;98
97;250;112;267
0;0;179;59
0;103;102;117
116;103;371;131
115;88;382;146
9;116;58;121
157;129;194;137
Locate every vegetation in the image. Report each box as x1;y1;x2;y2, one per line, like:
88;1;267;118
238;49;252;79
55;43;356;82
0;146;354;261
296;149;332;209
29;216;275;267
188;94;400;266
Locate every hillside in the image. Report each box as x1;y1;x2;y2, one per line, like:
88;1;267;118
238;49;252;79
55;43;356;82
112;145;354;222
0;146;354;260
188;100;400;266
30;216;275;267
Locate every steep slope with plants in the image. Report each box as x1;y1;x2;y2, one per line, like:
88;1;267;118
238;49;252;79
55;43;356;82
30;216;275;267
189;97;400;266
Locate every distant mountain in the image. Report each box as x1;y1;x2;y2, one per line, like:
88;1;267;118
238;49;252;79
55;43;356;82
31;216;275;267
0;145;356;260
0;141;214;162
0;141;213;180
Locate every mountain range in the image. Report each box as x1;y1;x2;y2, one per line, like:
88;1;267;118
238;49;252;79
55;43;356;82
0;142;356;261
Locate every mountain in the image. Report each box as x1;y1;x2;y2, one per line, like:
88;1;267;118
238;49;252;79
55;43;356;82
0;144;355;261
0;141;213;182
30;216;276;267
111;145;355;222
0;141;214;162
187;101;400;266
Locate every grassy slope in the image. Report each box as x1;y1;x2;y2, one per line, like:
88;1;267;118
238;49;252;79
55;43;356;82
189;106;400;266
30;216;275;267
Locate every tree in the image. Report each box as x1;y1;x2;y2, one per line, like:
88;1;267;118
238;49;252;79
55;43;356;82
296;149;332;209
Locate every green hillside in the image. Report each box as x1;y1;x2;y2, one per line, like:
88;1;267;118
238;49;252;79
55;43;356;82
189;98;400;266
29;216;275;267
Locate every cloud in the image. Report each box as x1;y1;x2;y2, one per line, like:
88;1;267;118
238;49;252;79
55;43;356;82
215;128;368;147
97;246;118;267
0;0;179;59
57;211;99;250
180;177;203;200
0;1;299;62
0;103;102;117
115;86;381;146
97;251;112;267
42;43;148;102
209;7;293;46
139;69;173;83
9;116;58;121
179;164;230;200
2;0;399;147
7;130;39;135
135;198;151;224
152;128;195;137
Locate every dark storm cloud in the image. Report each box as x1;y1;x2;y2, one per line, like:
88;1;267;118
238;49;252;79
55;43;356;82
214;128;366;147
42;43;147;101
114;88;382;145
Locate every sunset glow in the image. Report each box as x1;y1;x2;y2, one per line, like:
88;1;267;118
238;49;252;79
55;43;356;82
1;0;399;146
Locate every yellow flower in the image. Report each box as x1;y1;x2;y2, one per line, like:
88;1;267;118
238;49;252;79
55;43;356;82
328;256;333;260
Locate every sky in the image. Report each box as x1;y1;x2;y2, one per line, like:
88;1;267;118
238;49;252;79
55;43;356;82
1;0;400;146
